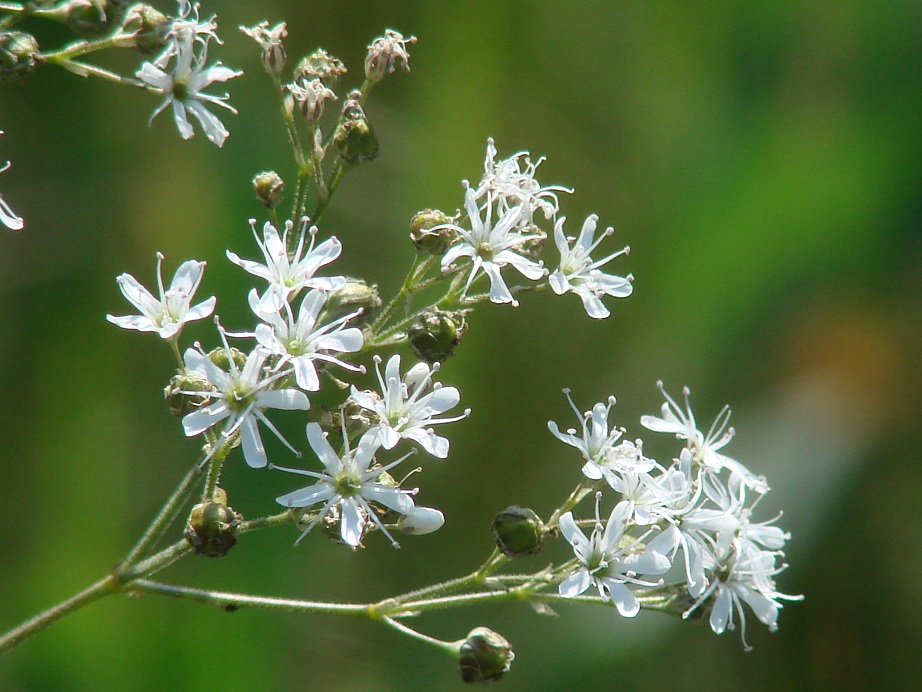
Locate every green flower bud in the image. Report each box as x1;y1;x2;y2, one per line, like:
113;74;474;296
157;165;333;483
319;398;378;438
164;372;213;417
294;49;347;85
408;309;468;365
458;627;514;684
0;32;41;82
410;208;456;255
321;278;381;325
253;171;285;209
121;4;169;54
208;346;247;372
184;491;243;558
491;506;546;557
333;95;379;164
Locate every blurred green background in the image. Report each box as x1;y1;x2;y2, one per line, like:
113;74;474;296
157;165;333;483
2;1;921;690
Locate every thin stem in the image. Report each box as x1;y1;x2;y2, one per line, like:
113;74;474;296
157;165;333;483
119;465;202;567
0;576;116;655
380;617;458;654
309;158;346;224
57;60;145;87
42;33;138;63
127;579;368;616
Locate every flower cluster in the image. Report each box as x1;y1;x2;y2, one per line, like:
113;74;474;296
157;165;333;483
109;213;467;548
137;0;242;146
433;140;633;315
550;385;801;649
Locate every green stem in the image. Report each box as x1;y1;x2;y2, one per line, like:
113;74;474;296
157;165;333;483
309;158;346;224
0;576;116;655
43;33;138;63
380;616;458;654
126;579;368;616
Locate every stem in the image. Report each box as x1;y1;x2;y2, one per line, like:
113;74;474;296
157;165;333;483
381;617;458;654
0;576;116;655
309;159;346;224
127;579;368;616
42;33;138;63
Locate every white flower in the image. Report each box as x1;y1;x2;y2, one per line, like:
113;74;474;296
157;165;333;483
1;132;23;231
227;219;345;298
684;544;802;650
439;186;546;305
558;498;671;617
640;382;768;493
138;34;241;147
397;506;445;535
351;354;468;458
166;0;220;49
273;423;417;548
107;252;216;339
181;331;309;468
475;138;571;221
548;390;655;480
249;285;364;391
549;214;633;319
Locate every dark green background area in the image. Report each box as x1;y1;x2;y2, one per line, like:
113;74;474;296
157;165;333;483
2;1;920;689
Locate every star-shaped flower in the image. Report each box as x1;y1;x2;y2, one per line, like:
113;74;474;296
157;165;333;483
181;330;309;468
558;497;671;617
438;185;546;305
273;423;417;548
640;382;768;493
549;214;633;319
249;285;364;391
227;219;345;298
138;33;241;146
107;252;216;340
351;354;468;458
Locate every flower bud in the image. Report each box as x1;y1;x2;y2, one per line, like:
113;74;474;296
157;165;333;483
294;49;347;85
408;309;468;365
184;492;243;558
458;627;514;684
164;372;213;417
398;507;445;535
208;346;247;371
121;4;169;54
409;209;456;256
491;506;546;557
253;171;285;209
0;32;41;82
321;278;381;325
517;223;546;261
333;95;379;164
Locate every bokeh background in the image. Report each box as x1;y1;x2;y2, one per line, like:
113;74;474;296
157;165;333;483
2;1;921;690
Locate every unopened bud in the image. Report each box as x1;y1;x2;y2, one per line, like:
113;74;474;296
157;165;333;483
410;209;456;255
164;372;213;417
408;309;468;365
208;346;247;372
0;32;41;82
333;94;378;164
517;223;546;261
322;278;381;325
121;4;169;54
458;627;514;684
294;49;347;84
184;491;243;558
253;171;285;209
491;506;546;557
398;507;445;535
